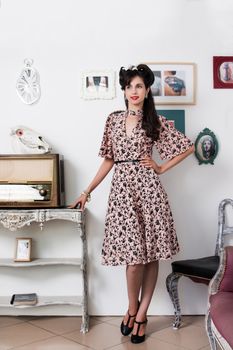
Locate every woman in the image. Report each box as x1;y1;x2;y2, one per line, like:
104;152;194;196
70;64;194;344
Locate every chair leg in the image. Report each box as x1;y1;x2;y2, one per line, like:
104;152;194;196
206;312;217;350
166;272;182;329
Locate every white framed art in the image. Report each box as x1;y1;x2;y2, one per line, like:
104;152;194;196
145;62;196;105
82;70;115;100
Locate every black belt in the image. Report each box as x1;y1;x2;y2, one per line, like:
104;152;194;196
114;159;140;164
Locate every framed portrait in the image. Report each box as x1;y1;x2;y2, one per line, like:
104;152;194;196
157;109;185;134
145;62;196;105
194;128;219;165
213;56;233;88
82;70;115;100
14;238;32;262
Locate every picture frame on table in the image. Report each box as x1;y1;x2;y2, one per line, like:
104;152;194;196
213;56;233;88
14;238;32;262
145;62;196;105
157;109;185;134
82;70;115;100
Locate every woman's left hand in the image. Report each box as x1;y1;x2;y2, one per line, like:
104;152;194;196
140;156;163;174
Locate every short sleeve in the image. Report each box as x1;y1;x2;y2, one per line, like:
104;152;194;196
155;115;193;160
98;115;114;159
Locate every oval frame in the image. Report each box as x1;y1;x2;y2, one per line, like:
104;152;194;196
195;128;218;165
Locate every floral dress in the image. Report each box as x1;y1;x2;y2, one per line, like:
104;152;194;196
99;110;193;266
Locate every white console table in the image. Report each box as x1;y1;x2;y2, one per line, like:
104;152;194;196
0;208;88;333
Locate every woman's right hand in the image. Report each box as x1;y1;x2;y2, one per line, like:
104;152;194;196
68;194;87;210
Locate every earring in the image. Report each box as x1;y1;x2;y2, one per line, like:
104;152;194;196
145;94;148;99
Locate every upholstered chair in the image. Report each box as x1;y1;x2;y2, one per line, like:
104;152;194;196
166;198;233;329
206;245;233;350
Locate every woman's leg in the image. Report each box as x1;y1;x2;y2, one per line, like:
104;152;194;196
133;261;159;336
122;264;144;328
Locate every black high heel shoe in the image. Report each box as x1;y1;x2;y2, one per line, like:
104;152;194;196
120;310;137;336
131;319;148;344
120;301;140;336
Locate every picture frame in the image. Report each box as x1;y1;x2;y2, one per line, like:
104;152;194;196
14;238;32;262
194;128;219;165
145;62;196;105
213;56;233;88
157;109;185;134
82;70;115;100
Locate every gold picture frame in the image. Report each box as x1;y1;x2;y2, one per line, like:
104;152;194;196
14;238;32;262
145;62;196;105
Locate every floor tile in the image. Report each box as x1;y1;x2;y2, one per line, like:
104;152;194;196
106;337;187;350
64;322;129;350
181;315;206;328
151;324;209;350
8;336;89;350
200;344;221;350
28;316;98;335
0;317;25;328
92;316;116;322
0;323;53;350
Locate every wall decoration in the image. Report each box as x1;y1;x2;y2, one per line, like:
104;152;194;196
194;128;218;165
213;56;233;88
16;59;41;104
14;238;32;262
10;125;51;154
145;62;196;105
157;109;185;134
82;70;115;100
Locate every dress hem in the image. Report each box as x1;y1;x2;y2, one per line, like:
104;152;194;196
101;252;179;266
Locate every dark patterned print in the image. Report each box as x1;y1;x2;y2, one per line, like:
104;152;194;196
99;110;193;266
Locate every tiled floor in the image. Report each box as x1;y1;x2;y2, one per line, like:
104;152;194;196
0;315;218;350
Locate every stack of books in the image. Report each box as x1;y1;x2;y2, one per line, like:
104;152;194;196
10;293;37;306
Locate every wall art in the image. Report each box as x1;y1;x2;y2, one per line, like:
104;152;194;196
145;62;196;105
82;70;115;100
157;109;185;134
195;128;218;165
213;56;233;88
16;59;41;104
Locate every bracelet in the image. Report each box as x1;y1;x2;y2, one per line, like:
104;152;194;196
81;191;91;202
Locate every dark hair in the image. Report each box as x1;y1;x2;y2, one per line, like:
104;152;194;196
119;64;160;141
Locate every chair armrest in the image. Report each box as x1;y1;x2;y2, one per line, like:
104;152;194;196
209;246;233;294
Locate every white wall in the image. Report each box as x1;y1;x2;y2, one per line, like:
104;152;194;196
0;0;233;315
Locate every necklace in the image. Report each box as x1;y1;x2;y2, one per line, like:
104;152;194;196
127;109;143;117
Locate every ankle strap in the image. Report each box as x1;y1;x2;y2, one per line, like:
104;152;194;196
135;319;148;325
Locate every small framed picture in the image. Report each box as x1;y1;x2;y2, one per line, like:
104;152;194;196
194;128;219;165
14;238;32;262
82;70;115;100
145;62;196;105
213;56;233;88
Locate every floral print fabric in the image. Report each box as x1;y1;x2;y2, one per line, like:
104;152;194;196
99;110;193;266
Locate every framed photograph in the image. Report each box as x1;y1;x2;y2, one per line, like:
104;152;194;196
14;238;32;262
194;128;219;165
82;70;115;99
145;62;196;105
157;109;185;134
213;56;233;88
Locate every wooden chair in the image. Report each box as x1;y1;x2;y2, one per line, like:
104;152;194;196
166;198;233;329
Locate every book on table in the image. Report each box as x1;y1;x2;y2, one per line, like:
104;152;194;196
10;293;37;306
